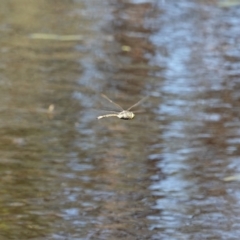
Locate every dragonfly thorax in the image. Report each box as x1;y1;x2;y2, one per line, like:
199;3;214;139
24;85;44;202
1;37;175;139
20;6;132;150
117;111;135;120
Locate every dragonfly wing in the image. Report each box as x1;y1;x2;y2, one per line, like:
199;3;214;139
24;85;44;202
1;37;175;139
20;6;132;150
127;96;148;111
101;94;124;111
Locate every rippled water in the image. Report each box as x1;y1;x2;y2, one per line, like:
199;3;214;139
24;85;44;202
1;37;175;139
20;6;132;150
1;0;240;239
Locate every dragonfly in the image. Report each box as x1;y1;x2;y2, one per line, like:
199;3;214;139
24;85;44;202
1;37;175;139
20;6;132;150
97;94;147;120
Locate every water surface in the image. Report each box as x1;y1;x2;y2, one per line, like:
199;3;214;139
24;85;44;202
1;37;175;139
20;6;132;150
1;0;240;239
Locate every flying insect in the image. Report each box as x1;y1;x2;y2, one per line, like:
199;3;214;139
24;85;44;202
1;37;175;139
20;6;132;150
97;94;147;120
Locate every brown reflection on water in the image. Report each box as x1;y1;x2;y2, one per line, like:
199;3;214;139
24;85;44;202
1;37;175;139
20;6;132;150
0;0;89;239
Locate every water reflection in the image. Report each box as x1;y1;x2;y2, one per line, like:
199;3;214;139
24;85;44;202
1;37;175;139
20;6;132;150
147;1;240;240
1;0;240;239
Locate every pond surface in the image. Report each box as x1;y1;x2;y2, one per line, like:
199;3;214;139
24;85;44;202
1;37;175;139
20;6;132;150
1;0;240;239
